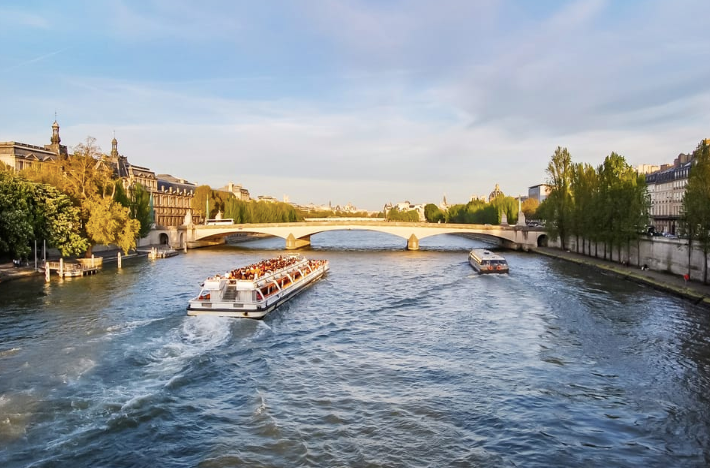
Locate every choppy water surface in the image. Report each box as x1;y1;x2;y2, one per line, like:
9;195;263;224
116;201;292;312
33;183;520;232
1;232;709;467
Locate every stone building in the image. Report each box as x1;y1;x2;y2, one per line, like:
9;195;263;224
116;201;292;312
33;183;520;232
155;174;200;227
108;136;158;192
106;136;201;228
218;182;250;201
644;153;694;235
0;120;68;171
488;184;504;202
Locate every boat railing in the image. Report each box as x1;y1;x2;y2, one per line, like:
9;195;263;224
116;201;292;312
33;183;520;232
253;259;309;285
253;262;326;304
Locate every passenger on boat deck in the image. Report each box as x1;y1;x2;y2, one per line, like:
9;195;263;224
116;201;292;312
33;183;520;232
223;256;325;282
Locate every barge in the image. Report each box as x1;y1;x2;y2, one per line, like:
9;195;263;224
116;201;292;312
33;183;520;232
469;249;509;274
187;254;329;319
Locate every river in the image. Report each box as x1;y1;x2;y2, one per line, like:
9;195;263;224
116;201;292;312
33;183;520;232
1;232;709;467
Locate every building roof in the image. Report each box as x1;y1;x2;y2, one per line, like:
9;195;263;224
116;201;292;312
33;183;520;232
0;141;59;160
157;174;196;193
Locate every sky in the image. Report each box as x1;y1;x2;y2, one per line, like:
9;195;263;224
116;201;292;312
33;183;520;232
0;0;708;211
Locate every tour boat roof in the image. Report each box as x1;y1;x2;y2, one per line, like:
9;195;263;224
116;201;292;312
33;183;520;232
469;249;507;262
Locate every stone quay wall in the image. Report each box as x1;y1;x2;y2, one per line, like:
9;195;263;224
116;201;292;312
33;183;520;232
548;236;709;281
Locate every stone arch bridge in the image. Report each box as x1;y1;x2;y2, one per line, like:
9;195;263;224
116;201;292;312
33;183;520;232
173;220;546;251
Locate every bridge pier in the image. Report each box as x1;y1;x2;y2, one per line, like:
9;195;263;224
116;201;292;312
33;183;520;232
407;234;419;251
286;233;311;250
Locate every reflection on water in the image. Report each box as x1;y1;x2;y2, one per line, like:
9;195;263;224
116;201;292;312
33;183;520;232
0;231;709;467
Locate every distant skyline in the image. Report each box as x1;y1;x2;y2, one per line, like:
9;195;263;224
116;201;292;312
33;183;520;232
1;0;708;211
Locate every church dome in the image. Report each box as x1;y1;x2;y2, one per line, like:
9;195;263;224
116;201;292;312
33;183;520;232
488;184;504;202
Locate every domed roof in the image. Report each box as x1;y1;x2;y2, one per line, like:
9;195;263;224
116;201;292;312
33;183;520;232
488;184;504;202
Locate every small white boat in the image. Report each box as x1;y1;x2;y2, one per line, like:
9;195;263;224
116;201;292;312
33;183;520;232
469;249;509;274
187;254;329;319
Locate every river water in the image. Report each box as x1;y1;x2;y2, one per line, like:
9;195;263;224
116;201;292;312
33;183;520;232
1;232;709;467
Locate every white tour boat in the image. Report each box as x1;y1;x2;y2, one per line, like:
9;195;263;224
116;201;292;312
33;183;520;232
468;248;509;274
187;254;329;319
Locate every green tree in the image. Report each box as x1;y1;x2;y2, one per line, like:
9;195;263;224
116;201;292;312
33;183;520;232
542;147;574;250
0;172;87;259
34;183;89;257
521;197;540;220
490;195;518;225
595;153;648;263
63;137;115;201
424;203;445;222
223;198;300;224
128;183;152;238
387;208;420;222
570;163;599;256
681;140;710;283
191;185;212;218
84;198;141;254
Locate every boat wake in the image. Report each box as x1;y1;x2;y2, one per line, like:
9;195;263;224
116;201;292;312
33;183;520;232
141;316;232;378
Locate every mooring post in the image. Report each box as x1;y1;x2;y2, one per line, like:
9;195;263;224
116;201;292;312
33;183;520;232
59;258;64;278
45;263;50;282
118;251;122;269
91;254;95;267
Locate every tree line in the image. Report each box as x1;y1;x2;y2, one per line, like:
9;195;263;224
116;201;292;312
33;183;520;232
538;146;649;263
190;186;301;223
421;195;538;225
539;141;710;282
1;137;148;260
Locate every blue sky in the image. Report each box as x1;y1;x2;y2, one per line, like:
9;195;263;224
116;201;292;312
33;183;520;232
1;0;708;211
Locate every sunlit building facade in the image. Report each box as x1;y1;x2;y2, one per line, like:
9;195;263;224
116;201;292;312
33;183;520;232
0;120;68;171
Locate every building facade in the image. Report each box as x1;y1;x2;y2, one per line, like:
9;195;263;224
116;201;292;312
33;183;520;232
644;153;693;235
219;182;250;201
107;137;201;228
0;120;68;171
528;184;551;203
155;174;200;227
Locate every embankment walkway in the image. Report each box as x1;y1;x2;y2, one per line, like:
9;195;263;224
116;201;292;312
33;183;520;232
537;247;710;307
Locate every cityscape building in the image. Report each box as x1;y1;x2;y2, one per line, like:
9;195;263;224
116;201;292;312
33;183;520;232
218;182;250;201
104;135;200;228
528;184;551;203
644;152;694;235
488;184;504;202
384;201;426;221
0;120;68;171
636;164;660;175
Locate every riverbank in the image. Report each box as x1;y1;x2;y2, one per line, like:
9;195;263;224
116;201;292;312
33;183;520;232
0;250;146;284
536;247;710;307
